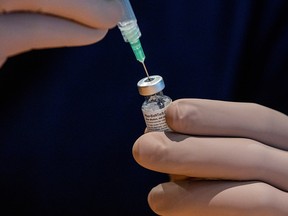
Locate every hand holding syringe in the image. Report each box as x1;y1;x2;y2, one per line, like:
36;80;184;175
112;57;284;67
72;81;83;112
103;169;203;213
117;0;150;78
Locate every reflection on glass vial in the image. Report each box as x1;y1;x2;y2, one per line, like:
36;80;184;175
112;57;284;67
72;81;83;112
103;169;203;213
137;75;172;132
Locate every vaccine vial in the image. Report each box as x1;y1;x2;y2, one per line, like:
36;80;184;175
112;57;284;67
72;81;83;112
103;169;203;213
137;75;172;132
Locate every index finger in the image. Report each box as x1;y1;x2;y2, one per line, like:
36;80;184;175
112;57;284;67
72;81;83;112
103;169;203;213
0;0;122;29
166;99;288;150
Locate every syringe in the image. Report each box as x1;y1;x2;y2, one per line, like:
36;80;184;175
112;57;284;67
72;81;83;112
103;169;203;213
117;0;150;78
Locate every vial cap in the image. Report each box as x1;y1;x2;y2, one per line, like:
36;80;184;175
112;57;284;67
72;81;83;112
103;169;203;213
137;75;165;96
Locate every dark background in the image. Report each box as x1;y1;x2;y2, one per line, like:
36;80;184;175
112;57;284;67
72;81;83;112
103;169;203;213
0;0;287;215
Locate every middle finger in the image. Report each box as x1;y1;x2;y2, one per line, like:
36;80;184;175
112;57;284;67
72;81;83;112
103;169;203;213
133;131;284;183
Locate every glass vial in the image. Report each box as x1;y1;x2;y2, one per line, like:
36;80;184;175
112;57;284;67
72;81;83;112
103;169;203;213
137;75;172;132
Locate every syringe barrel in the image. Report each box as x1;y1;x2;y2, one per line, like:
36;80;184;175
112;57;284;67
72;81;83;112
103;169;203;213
118;0;137;22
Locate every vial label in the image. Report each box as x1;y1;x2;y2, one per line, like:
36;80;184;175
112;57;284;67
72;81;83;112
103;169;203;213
142;107;170;132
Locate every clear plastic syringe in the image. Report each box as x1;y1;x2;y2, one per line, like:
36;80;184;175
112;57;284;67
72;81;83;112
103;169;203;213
117;0;150;78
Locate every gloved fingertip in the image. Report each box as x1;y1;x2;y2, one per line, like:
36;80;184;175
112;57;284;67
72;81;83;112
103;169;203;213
166;99;200;134
0;57;7;69
132;134;151;166
132;132;168;170
132;136;142;163
148;182;187;215
99;0;124;28
165;101;178;128
148;184;166;215
165;99;185;131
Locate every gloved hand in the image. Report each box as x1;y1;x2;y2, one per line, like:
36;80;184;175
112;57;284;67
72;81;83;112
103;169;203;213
0;0;122;67
133;99;288;216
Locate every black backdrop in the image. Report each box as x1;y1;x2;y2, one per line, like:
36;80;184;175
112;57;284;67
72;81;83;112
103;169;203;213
0;0;288;215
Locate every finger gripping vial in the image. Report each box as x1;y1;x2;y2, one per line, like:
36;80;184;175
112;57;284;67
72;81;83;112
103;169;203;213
137;75;172;132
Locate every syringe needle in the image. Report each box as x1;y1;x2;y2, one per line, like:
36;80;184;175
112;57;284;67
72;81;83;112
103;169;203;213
117;0;151;80
141;62;151;80
118;0;146;63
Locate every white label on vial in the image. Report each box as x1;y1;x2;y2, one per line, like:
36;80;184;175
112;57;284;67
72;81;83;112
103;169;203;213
142;107;170;132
